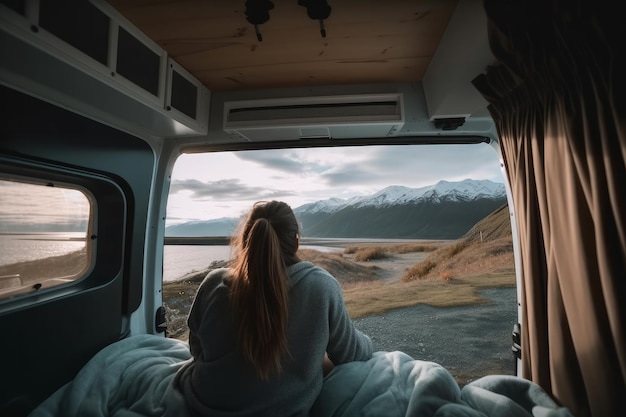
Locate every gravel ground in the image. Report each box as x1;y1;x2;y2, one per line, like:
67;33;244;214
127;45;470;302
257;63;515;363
352;287;518;385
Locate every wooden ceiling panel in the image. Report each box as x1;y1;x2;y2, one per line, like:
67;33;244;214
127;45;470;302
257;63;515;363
192;57;431;91
108;0;458;91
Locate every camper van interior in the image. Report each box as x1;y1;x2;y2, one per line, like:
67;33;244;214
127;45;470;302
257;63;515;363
0;0;623;416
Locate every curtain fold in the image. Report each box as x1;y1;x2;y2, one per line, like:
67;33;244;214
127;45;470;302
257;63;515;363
473;1;626;416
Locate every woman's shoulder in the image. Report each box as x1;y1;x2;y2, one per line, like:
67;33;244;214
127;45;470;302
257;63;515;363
199;267;232;291
288;261;341;290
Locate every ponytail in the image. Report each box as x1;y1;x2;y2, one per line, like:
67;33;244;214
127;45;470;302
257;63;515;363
229;201;300;380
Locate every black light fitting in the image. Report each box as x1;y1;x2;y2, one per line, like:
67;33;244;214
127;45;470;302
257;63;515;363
298;0;332;37
245;0;275;41
244;0;332;41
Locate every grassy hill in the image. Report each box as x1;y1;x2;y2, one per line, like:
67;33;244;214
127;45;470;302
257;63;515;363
402;204;514;282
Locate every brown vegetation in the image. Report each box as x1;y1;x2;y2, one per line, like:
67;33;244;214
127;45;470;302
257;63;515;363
341;242;445;262
402;205;514;282
402;237;514;282
342;272;514;319
296;249;379;283
352;247;388;262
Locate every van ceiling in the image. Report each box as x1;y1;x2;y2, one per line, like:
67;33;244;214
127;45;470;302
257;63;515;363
107;0;458;92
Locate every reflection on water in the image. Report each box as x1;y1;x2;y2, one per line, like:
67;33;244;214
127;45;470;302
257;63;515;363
0;233;86;267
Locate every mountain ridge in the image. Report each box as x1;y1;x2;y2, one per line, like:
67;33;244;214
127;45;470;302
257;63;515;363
166;179;506;239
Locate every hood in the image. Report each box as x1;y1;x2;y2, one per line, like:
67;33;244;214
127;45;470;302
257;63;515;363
287;261;319;287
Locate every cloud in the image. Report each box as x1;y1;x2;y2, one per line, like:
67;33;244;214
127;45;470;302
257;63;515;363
235;149;332;177
170;178;296;201
311;144;502;188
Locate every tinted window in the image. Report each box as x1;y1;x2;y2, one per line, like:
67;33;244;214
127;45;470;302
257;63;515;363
0;178;91;301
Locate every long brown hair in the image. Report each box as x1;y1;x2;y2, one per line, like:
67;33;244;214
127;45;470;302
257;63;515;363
229;201;300;380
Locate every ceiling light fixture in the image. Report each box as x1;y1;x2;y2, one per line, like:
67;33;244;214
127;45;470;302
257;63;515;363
298;0;332;37
245;0;274;41
244;0;331;41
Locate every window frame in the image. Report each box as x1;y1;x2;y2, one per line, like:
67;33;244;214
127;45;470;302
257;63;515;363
0;155;126;312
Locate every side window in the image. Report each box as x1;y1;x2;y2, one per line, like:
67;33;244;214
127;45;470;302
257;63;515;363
0;178;92;301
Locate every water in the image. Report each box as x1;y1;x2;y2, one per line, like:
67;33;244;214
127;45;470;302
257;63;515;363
162;244;343;282
0;233;86;267
163;245;233;282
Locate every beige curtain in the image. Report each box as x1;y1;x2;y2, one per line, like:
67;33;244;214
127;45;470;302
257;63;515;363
473;1;626;416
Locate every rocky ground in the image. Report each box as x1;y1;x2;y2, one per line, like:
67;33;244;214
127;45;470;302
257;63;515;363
353;286;518;385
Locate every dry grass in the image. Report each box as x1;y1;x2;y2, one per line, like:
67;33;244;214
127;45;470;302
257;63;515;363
342;272;515;319
297;249;379;283
352;247;388;261
402;237;514;283
344;242;444;256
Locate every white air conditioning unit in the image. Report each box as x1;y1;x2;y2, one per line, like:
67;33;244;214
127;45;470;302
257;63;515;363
223;93;405;141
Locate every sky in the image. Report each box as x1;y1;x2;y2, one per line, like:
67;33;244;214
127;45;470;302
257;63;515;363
166;143;505;226
0;180;90;232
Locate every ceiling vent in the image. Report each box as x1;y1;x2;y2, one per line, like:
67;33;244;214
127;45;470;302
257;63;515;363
223;93;404;141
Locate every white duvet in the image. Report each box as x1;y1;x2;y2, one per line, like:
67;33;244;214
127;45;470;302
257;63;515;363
29;335;573;417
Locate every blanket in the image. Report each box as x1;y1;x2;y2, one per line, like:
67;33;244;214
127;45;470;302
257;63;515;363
28;335;573;417
314;351;573;417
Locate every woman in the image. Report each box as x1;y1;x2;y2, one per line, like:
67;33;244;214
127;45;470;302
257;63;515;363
174;200;373;417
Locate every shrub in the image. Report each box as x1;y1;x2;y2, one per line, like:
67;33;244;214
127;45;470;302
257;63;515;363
402;260;437;281
353;247;388;262
343;246;359;254
390;243;441;253
445;241;468;258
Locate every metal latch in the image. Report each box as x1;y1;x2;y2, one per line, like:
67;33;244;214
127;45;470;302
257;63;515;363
512;323;521;359
155;306;167;335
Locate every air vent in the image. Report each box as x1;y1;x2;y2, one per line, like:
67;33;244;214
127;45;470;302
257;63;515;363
224;93;404;141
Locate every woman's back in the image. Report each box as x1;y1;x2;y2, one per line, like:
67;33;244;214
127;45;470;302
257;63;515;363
176;263;372;416
174;201;373;416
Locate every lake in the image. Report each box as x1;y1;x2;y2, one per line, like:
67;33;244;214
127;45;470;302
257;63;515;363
163;243;345;282
0;233;86;267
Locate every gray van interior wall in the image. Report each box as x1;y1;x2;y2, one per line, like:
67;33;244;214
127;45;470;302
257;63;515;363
0;85;155;416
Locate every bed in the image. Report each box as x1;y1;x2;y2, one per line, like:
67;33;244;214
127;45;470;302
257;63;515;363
28;334;574;417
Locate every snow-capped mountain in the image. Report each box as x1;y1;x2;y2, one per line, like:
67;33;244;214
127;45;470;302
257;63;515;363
166;179;507;239
294;179;505;213
294;179;506;239
293;196;360;214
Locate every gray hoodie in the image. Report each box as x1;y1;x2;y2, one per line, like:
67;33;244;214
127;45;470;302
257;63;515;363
174;261;373;417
